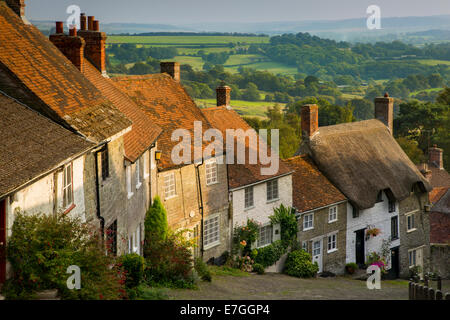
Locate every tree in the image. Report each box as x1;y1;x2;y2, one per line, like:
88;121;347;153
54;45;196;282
242;82;260;101
128;62;154;75
436;87;450;105
350;98;373;120
396;137;425;164
144;196;168;244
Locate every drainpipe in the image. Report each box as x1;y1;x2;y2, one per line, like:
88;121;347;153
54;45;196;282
93;146;106;240
195;162;204;257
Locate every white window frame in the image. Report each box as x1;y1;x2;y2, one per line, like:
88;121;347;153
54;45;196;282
144;151;149;180
257;224;273;248
63;162;74;209
408;249;417;267
302;241;308;252
244;186;254;209
303;212;314;231
203;214;220;249
327;233;337;253
406;212;417;232
266;179;279;202
126;164;134;199
328;206;338;223
135;160;142;190
205;159;218;185
164;172;176;199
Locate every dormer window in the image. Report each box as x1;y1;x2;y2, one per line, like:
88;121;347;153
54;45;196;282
376;191;383;203
388;200;396;213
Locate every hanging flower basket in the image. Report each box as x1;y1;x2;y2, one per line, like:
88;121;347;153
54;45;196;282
366;228;381;240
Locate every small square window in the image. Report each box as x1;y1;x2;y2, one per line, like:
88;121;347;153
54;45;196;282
258;225;273;247
327;234;337;252
267;179;279;201
204;215;220;248
407;213;416;231
328;206;337;222
388;200;396;213
205;161;218;185
164;173;176;199
303;213;314;230
244;186;254;209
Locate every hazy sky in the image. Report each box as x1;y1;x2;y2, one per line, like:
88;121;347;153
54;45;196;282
26;0;450;24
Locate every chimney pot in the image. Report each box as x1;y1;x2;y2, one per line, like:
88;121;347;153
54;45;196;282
428;145;444;170
88;16;95;31
374;94;394;135
93;20;100;32
301;104;319;139
55;21;64;34
69;27;77;37
160;62;180;82
80;13;87;31
216;85;231;107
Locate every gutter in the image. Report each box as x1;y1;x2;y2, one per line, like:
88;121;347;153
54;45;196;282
228;170;294;192
195;161;205;257
92;143;107;239
295;199;348;217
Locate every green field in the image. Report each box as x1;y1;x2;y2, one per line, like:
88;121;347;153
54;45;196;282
416;59;450;66
196;99;285;119
107;35;269;45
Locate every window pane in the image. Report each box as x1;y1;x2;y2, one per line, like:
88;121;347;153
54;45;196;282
204;215;220;247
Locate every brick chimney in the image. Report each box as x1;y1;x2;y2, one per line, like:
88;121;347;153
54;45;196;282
77;14;107;77
160;62;180;82
5;0;25;18
216;85;231;108
374;93;394;135
301;104;319;139
419;163;433;181
49;22;86;72
428;145;444;169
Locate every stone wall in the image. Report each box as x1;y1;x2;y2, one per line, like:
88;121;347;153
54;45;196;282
298;201;347;275
430;245;450;279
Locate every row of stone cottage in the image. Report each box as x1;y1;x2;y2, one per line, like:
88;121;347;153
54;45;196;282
0;0;448;285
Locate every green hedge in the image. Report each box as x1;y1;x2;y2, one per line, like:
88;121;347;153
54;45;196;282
254;240;287;268
284;250;318;278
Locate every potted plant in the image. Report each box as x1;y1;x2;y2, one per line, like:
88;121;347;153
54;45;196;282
365;228;381;240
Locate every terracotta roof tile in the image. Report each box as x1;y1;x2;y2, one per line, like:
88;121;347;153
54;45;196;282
82;60;161;162
113;74;214;169
202;106;292;189
0;93;94;197
0;3;131;142
282;155;347;212
417;163;450;189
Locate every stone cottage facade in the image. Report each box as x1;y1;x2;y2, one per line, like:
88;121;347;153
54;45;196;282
283;155;348;275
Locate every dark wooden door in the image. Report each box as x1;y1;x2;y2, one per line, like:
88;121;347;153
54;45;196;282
355;229;365;267
0;199;6;284
387;246;400;279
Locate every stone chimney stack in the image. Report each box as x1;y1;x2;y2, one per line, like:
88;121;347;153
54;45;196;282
428;145;444;169
49;22;86;72
160;62;180;82
301;104;319;139
77;14;107;76
216;85;231;108
374;93;394;135
5;0;25;19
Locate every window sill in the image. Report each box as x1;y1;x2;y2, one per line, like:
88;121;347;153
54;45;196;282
266;198;280;204
63;203;76;215
206;181;219;186
136;182;142;190
303;227;314;231
407;228;417;233
327;248;338;254
328;219;337;224
244;205;255;211
165;195;177;201
203;241;220;251
127;192;134;199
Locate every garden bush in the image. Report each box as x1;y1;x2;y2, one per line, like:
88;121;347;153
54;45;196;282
194;257;212;282
4;212;126;300
345;262;359;275
252;263;265;275
284;250;318;278
119;253;146;288
144;196;168;246
254;240;287;268
269;204;298;246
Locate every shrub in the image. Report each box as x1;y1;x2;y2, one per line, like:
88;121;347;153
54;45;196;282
4;212;126;300
194;258;212;282
254;240;287;268
232;219;260;255
345;262;358;275
284;250;318;278
120;253;146;288
269;204;298;246
252;263;265;275
234;255;254;272
144;196;168;246
409;265;422;279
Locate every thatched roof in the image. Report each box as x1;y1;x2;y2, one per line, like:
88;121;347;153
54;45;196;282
299;119;432;209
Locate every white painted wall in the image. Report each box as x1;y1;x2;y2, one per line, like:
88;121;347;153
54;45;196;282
345;191;400;269
231;174;292;244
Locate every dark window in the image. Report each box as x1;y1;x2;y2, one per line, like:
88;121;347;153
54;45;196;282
267;179;279;201
101;146;109;180
352;205;359;218
106;220;117;256
391;216;399;240
388;200;396;213
376;191;383;202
